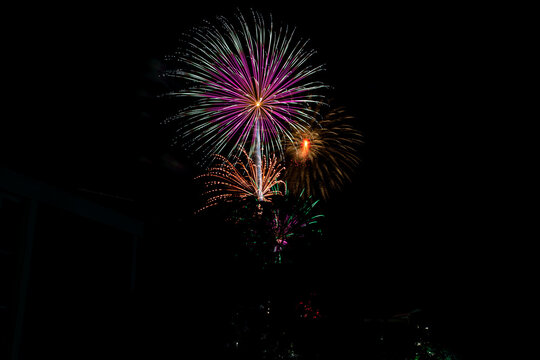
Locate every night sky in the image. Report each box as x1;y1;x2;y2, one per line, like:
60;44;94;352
4;2;503;358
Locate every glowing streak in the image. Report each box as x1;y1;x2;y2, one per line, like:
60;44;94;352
301;138;310;158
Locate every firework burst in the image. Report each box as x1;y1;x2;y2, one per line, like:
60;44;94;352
269;189;324;263
163;11;326;167
284;105;362;200
195;149;286;213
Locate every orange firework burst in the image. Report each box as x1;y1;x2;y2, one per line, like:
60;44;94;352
284;106;362;200
195;149;287;213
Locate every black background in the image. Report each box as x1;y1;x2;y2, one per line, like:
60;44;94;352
4;1;509;358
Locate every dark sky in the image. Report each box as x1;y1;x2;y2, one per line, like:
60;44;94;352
5;2;500;356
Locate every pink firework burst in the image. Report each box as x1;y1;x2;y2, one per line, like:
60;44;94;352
164;11;326;165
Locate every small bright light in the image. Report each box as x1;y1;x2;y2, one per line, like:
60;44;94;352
255;101;261;107
303;139;309;148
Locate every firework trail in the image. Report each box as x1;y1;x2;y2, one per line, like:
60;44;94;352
195;149;286;214
284;105;362;200
164;11;325;199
